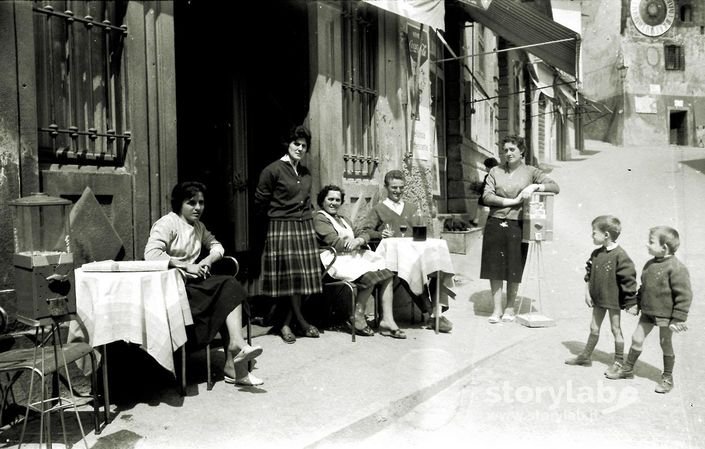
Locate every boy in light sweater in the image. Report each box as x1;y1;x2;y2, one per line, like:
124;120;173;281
606;226;692;394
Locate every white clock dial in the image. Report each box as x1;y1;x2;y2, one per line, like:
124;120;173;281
630;0;676;37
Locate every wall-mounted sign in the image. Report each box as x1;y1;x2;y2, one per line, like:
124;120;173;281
635;95;657;114
674;99;684;107
630;0;675;37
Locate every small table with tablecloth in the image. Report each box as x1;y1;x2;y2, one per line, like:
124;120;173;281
374;237;455;332
68;267;192;403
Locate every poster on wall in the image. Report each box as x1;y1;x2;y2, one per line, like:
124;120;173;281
407;22;440;195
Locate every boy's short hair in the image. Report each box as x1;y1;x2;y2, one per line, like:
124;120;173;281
592;215;621;241
383;170;405;187
483;157;499;170
649;226;680;254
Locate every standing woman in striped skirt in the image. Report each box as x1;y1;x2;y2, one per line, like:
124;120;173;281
254;125;323;343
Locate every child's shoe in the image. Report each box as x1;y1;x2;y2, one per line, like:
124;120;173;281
564;354;592;366
605;364;634;380
604;360;623;377
654;374;673;394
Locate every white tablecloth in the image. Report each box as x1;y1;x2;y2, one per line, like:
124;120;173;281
69;268;193;374
375;238;455;303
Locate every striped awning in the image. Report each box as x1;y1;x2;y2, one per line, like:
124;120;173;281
457;0;580;76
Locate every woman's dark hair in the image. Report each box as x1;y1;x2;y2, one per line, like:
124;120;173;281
284;125;312;150
317;185;345;208
383;170;405;187
483;157;499;170
171;181;207;213
502;135;527;157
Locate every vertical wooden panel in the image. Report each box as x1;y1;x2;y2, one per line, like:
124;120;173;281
154;1;177;216
15;1;40;194
126;1;152;258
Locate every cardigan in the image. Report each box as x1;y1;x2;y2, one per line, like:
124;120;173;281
482;162;560;220
313;211;371;252
254;159;314;220
144;212;224;278
584;245;638;310
626;256;692;322
362;201;417;240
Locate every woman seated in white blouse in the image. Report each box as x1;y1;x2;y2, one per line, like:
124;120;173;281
313;185;406;339
144;181;263;386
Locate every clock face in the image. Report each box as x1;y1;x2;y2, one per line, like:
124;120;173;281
630;0;676;37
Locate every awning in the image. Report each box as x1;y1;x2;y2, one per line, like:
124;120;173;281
456;0;580;76
527;57;555;99
363;0;445;30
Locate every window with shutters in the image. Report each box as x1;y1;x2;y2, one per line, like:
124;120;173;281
33;1;130;165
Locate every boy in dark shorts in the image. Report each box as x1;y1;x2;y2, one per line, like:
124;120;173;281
565;216;637;376
606;226;692;394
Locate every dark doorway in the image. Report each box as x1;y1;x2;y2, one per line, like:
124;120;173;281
174;0;310;271
669;110;688;146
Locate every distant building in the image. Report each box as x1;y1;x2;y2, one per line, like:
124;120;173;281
581;0;705;147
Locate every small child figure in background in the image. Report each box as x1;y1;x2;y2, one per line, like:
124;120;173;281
566;216;637;377
607;226;692;394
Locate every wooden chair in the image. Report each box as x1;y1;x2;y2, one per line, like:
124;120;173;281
0;306;109;447
179;256;252;393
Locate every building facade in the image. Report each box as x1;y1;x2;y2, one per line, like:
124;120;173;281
0;0;579;322
582;0;705;147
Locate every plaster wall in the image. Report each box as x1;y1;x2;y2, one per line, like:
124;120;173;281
580;0;622;103
581;0;705;146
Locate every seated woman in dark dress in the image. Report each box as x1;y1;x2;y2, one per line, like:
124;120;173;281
145;181;263;386
314;185;406;338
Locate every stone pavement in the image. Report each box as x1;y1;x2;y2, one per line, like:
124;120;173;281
361;141;705;449
4;141;704;448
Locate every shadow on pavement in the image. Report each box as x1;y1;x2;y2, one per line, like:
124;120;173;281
680;157;705;176
561;340;663;382
469;290;539;315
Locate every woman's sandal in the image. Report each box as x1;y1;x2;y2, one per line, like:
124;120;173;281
488;315;501;324
379;327;407;339
224;373;264;387
232;345;263;365
347;320;375;337
281;326;296;344
303;325;320;338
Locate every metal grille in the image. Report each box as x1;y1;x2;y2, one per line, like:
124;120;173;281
33;1;130;165
665;45;685;71
342;1;378;178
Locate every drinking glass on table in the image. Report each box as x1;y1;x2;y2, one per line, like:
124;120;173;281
399;224;408;238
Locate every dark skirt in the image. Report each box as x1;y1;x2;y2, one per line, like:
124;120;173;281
261;219;323;297
480;216;528;283
185;274;247;349
353;268;394;291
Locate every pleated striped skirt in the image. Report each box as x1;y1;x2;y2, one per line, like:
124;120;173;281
261;219;323;297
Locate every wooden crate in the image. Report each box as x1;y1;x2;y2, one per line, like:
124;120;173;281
440;230;479;255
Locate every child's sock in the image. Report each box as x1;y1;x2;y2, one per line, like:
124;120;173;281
614;341;624;362
624;348;642;370
582;333;599;357
663;355;675;377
